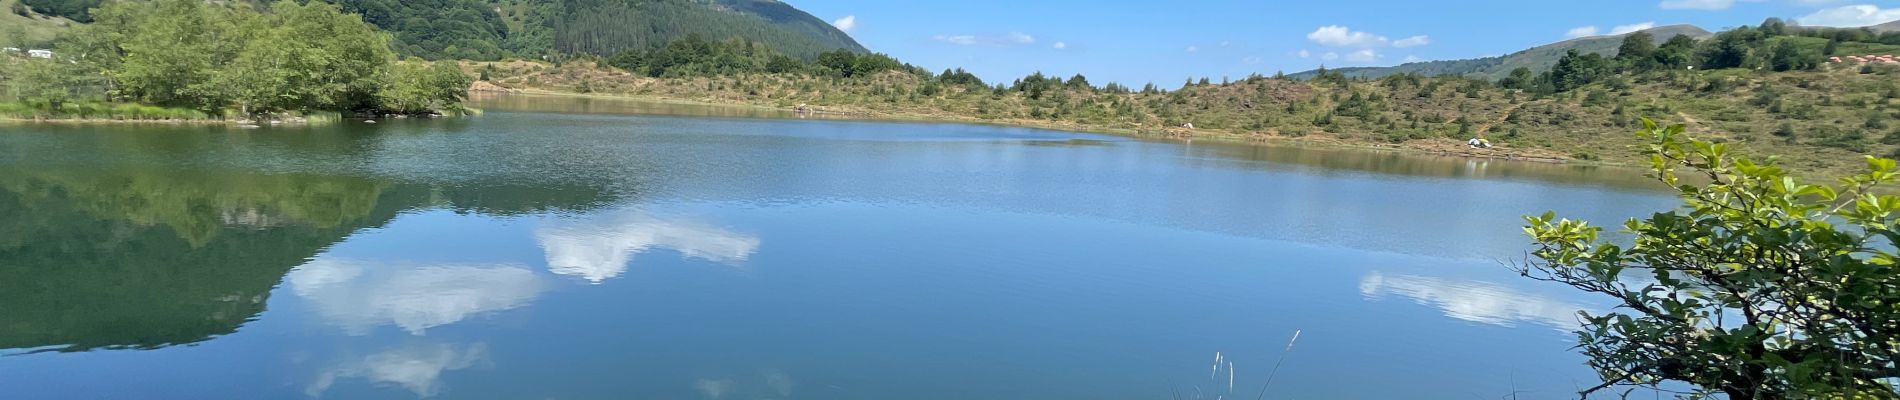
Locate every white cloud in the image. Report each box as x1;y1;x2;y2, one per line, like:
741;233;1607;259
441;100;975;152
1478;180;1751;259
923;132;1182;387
287;260;544;335
307;343;488;398
1306;25;1389;47
697;379;738;399
1186;45;1199;53
1220;40;1232;47
933;33;1041;46
1296;49;1311;58
933;35;978;45
1345;49;1379;62
1242;56;1264;64
1321;52;1340;61
1360;272;1591;329
1791;0;1847;5
1564;25;1602;38
537;208;760;284
831;15;857;32
1660;0;1736;10
1797;5;1900;27
1052;41;1067;49
1403;55;1425;63
1610;22;1657;35
1392;35;1430;48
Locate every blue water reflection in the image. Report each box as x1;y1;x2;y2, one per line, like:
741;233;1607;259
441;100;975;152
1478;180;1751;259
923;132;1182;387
0;96;1683;399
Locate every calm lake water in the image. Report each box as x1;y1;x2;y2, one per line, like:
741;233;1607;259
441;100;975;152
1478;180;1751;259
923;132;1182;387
0;94;1680;399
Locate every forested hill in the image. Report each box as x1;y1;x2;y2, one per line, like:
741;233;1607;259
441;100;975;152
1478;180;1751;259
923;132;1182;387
531;0;866;58
16;0;866;60
1291;25;1714;81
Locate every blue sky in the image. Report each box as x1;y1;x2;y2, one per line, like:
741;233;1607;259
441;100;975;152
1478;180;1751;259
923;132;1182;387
790;0;1900;86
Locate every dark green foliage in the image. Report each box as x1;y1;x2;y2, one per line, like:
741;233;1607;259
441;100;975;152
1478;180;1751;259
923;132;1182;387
1520;122;1900;398
545;0;864;60
1012;72;1063;100
10;2;28;17
1066;74;1091;90
331;0;508;60
282;0;866;62
604;35;907;79
380;58;473;113
937;68;984;87
1545;50;1609;92
1765;40;1819;72
1655;34;1699;69
1500;67;1536;90
1700;27;1764;69
814;48;907;78
1615;32;1657;72
18;0;470;116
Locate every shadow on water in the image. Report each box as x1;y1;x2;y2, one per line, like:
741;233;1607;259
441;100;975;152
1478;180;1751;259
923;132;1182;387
0;171;417;353
0;122;627;353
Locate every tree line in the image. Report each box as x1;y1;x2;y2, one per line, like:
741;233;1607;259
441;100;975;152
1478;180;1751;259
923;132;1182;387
1506;19;1900;94
603;34;917;79
2;0;471;118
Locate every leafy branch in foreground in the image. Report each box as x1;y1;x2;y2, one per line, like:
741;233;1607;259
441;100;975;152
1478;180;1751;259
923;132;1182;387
1517;119;1900;399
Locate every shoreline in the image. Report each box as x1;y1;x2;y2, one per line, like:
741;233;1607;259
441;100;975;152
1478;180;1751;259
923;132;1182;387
1;110;476;127
478;88;1600;167
0;117;232;126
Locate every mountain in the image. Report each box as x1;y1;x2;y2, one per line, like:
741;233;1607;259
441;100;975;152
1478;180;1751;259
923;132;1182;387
1873;20;1900;33
17;0;867;61
1292;24;1713;81
330;0;870;60
530;0;866;59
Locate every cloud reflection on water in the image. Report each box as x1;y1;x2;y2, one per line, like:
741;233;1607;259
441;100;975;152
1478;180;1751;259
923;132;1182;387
305;343;488;398
286;259;544;335
535;209;761;283
1358;271;1588;329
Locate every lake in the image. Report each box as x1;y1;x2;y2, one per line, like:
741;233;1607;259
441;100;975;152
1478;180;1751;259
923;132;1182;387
0;94;1681;399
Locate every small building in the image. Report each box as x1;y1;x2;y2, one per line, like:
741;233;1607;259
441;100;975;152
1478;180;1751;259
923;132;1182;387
27;49;53;59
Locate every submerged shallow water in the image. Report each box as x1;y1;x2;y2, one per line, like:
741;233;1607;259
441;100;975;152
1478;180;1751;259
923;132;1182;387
0;95;1679;399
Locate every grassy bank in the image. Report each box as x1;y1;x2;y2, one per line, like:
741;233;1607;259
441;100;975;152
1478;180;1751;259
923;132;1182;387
0;101;216;122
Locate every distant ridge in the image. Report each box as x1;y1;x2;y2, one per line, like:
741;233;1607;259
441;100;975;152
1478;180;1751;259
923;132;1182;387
1290;24;1714;81
1872;20;1900;33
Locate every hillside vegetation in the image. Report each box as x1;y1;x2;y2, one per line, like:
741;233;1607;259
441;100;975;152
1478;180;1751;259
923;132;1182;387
1293;25;1714;81
18;0;865;61
1296;19;1900;81
472;20;1900;178
1;0;472;120
0;0;73;48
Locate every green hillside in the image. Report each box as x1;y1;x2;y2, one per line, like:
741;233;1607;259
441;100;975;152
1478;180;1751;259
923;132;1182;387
1294;25;1713;81
0;0;74;48
528;0;865;59
18;0;867;61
